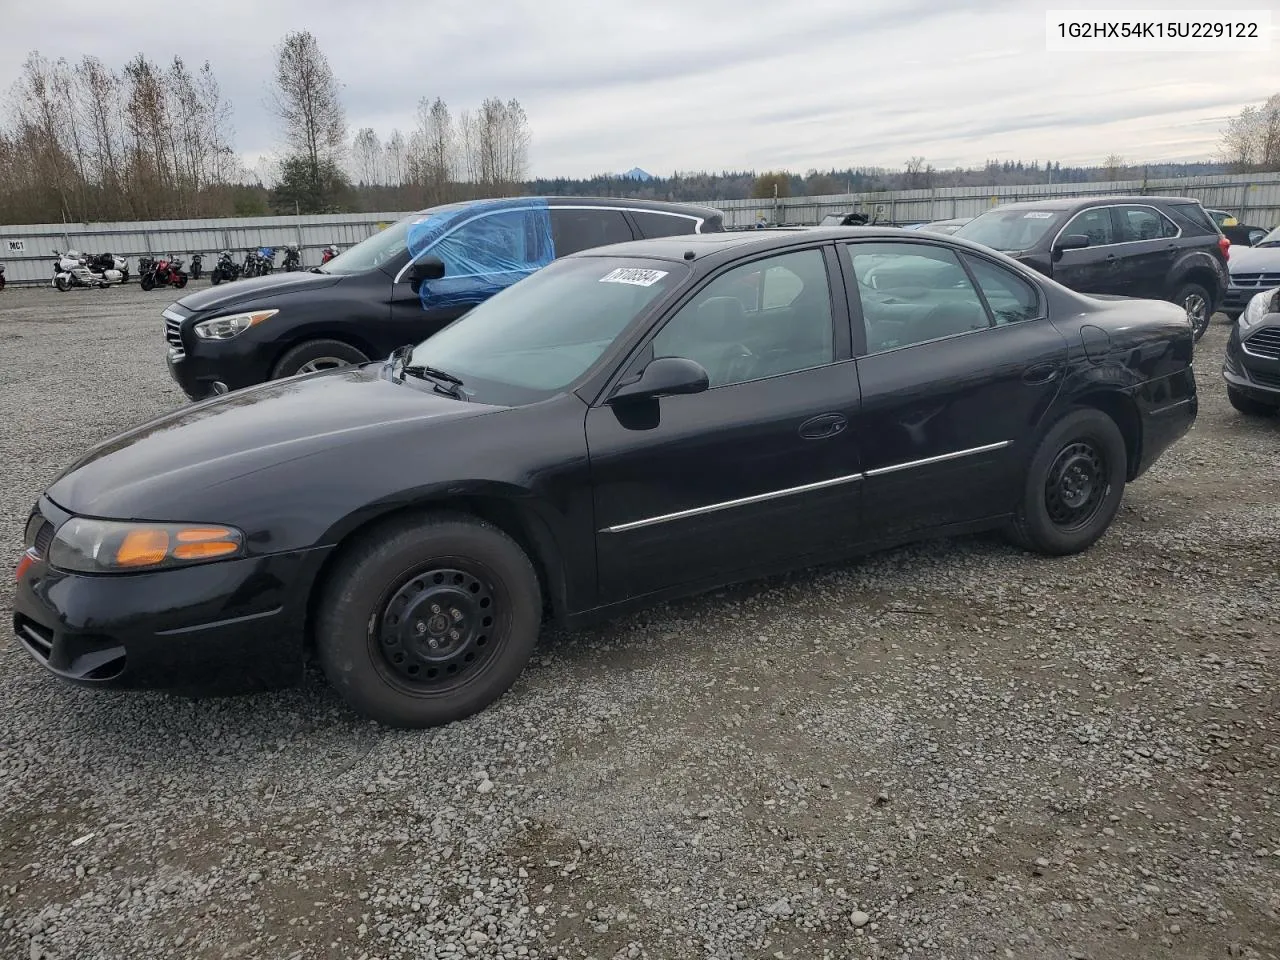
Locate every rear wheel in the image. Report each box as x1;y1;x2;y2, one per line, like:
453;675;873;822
1227;386;1280;417
174;274;188;289
211;269;222;285
1007;408;1127;555
1173;282;1212;342
315;513;542;727
272;339;369;379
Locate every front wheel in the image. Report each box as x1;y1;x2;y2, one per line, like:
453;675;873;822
315;513;542;727
139;273;155;291
1006;408;1127;555
54;275;70;292
271;339;369;379
174;273;188;289
1173;282;1212;342
1227;386;1280;417
210;269;222;285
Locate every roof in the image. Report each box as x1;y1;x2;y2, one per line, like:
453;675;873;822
990;195;1204;212
410;196;723;219
566;226;925;263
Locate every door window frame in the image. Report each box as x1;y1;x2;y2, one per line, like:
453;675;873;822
589;242;853;405
838;238;1048;359
625;209;708;239
1048;203;1182;252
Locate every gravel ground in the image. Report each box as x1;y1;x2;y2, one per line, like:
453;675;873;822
1;282;1278;960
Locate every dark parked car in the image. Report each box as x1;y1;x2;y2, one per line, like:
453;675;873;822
1207;208;1271;247
162;196;725;400
1220;226;1280;318
918;217;973;236
1222;285;1280;416
954;196;1230;341
15;228;1197;727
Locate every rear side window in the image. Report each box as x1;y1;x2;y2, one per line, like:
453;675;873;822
1061;207;1115;246
962;255;1041;325
1113;205;1179;242
631;211;701;238
1169;202;1219;234
550;209;633;256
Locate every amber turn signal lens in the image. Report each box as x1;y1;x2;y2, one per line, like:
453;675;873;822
116;529;170;567
171;526;240;561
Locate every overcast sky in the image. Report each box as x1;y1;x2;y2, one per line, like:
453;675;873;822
4;0;1278;179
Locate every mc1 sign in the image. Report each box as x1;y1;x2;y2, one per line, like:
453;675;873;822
6;239;25;253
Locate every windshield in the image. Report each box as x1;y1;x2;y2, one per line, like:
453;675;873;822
954;209;1065;251
406;256;687;405
1257;226;1280;247
317;216;416;275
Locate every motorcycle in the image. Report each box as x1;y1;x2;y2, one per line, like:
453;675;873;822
190;253;203;281
210;250;241;285
52;249;122;290
86;252;130;282
139;255;188;291
242;248;263;278
320;244;339;264
281;245;301;271
0;264;5;291
257;246;277;275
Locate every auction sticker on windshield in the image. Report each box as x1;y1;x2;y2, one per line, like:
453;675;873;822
600;267;669;286
1023;212;1055;218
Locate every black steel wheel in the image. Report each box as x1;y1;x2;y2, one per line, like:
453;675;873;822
1007;407;1127;555
315;512;541;728
372;564;504;694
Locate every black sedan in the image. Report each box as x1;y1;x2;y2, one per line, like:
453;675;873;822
13;229;1198;727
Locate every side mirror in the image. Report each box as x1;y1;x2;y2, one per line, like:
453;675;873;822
408;256;446;286
608;356;710;404
1054;234;1091;253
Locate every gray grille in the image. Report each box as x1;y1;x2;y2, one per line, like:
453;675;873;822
1231;271;1280;290
1249;368;1280;389
164;313;185;360
1243;327;1280;360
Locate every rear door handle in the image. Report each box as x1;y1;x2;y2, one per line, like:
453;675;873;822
1023;363;1060;385
799;413;847;440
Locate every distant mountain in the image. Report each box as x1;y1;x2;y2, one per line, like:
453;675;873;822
620;167;653;181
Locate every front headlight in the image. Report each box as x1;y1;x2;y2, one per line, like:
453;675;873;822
48;519;245;574
193;309;278;340
1239;287;1280;335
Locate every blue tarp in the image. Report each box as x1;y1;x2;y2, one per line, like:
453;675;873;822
406;197;555;310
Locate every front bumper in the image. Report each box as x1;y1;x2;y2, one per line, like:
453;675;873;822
166;338;274;402
1223;322;1280;400
13;496;333;693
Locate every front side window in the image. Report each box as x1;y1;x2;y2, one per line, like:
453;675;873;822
1113;205;1178;242
631;211;701;238
650;248;834;387
431;209;551;278
846;242;991;353
551;209;633;256
1060;207;1116;247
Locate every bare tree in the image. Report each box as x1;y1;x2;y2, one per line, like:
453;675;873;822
1220;95;1280;171
1103;153;1124;180
352;127;382;185
270;30;347;210
383;129;407;187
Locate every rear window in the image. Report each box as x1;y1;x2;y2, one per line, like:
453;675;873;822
631;211;702;238
1168;202;1220;234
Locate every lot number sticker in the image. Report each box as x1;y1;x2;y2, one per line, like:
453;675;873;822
1023;212;1054;219
600;267;668;286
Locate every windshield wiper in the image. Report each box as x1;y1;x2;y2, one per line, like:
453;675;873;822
388;343;466;398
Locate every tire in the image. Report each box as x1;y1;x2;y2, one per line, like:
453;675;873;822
174;274;188;289
315;512;542;727
271;339;369;379
121;269;129;283
55;276;70;292
140;273;155;292
211;269;222;285
1172;282;1212;342
1227;386;1280;417
1007;407;1127;556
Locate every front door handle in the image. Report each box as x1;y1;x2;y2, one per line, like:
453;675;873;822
1023;363;1060;385
799;413;847;440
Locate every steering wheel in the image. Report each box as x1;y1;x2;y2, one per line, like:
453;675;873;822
716;342;755;385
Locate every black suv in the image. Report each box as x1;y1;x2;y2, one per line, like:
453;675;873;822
954;196;1230;341
163;197;725;400
1223;285;1280;416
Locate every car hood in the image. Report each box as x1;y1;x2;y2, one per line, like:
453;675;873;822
172;270;344;314
46;365;495;519
1228;244;1280;274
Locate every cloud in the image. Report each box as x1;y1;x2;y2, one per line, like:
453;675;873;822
2;0;1277;179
